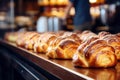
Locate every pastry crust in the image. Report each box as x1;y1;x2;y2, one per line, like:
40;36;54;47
46;32;82;59
100;34;120;60
25;34;41;50
46;38;80;59
73;39;117;68
16;32;38;47
4;32;20;42
79;30;98;42
4;31;119;68
33;32;57;53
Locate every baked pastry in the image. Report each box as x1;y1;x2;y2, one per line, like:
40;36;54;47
100;34;120;60
33;32;57;53
4;32;20;42
73;39;117;68
16;32;38;47
116;33;120;40
25;33;41;50
98;31;111;38
79;30;98;42
46;38;80;59
46;32;82;59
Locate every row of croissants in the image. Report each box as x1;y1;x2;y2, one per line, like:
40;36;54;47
4;30;120;68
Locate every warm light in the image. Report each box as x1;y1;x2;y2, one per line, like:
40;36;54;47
38;0;49;6
90;6;100;18
38;0;69;6
51;8;58;16
89;0;105;4
70;7;75;16
56;0;68;5
89;0;97;3
49;0;57;6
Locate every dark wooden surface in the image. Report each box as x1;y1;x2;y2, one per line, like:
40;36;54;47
0;40;120;80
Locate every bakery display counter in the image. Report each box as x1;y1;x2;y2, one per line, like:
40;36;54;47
0;39;120;80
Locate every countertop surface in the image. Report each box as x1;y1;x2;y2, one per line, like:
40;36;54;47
1;40;120;80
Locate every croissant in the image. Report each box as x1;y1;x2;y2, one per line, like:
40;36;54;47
73;39;117;68
79;30;98;42
16;32;38;47
46;32;82;59
98;31;111;38
100;34;120;60
4;32;20;42
116;33;120;40
46;38;80;59
25;33;41;50
60;31;82;43
33;32;57;53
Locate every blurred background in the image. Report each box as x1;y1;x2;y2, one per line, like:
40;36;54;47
0;0;120;38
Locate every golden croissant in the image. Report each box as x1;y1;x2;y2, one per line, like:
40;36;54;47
73;39;117;68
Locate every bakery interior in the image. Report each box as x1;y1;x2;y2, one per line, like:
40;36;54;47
0;0;120;37
0;0;120;80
